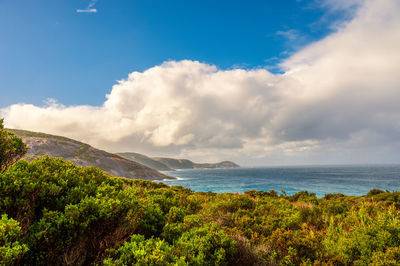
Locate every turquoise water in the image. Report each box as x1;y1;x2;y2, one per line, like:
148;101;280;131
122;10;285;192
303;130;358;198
160;165;400;198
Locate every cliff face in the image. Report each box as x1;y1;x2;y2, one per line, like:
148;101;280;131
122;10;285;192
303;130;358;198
10;129;170;180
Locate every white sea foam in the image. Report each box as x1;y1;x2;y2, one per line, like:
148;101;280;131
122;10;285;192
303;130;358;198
158;176;186;182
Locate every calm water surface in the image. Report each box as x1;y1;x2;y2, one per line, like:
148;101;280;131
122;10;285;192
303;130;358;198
160;165;400;197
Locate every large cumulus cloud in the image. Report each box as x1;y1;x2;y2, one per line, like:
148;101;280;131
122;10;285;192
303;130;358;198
2;0;400;165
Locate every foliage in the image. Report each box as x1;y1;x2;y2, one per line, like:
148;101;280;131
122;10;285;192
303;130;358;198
173;223;237;265
105;224;236;266
2;125;400;265
367;188;386;196
104;234;179;265
324;202;400;264
0;214;28;265
0;119;27;173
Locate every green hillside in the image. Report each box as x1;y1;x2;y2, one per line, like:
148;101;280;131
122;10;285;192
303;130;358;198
194;160;240;169
152;157;195;169
117;152;173;171
9;129;169;180
117;153;240;171
152;157;240;170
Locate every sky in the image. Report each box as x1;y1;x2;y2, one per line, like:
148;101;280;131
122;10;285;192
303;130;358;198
0;0;350;107
1;0;400;166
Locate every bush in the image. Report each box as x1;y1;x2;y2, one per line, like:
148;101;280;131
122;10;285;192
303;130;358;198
0;120;27;173
324;203;400;264
0;157;145;264
174;223;237;265
367;188;385;196
0;214;28;265
104;234;178;265
1;123;400;265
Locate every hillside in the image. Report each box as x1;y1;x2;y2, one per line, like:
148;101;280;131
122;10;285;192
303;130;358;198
117;153;240;171
194;160;240;169
152;157;194;169
117;152;173;171
9;129;170;180
153;157;240;170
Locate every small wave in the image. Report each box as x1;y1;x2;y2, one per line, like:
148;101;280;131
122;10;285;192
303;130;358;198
162;176;186;181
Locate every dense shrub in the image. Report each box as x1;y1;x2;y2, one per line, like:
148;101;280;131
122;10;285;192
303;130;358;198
324;203;400;264
174;223;237;265
367;188;385;196
0;119;27;173
104;234;178;265
0;157;148;264
105;224;237;265
0;214;28;265
2;125;400;265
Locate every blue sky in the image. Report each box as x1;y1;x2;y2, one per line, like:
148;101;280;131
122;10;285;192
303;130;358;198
2;0;399;165
0;0;346;108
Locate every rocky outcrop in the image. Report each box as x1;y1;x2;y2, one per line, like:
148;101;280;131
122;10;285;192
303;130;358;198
10;129;170;180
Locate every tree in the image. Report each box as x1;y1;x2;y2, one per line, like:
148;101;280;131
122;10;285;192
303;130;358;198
0;119;27;173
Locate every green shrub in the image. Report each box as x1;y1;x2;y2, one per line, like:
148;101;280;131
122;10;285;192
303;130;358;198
324;203;400;264
104;234;179;265
1;122;400;265
0;120;27;173
367;188;385;196
174;223;237;265
0;214;28;265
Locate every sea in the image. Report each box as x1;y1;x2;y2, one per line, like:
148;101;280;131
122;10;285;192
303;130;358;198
159;165;400;198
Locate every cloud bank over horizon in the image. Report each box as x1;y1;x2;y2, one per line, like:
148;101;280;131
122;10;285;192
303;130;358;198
2;0;400;165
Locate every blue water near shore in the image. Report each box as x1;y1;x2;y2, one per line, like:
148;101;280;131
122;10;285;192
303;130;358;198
160;165;400;198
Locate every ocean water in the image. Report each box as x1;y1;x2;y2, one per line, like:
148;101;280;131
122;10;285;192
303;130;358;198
160;165;400;198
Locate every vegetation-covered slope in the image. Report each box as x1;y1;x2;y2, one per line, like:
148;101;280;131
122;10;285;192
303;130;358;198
117;152;173;171
152;157;240;170
9;129;169;180
193;161;240;169
2;125;400;265
117;153;240;171
2;156;400;265
151;157;194;169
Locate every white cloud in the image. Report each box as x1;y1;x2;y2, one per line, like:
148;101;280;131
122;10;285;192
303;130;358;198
276;29;309;52
76;8;97;13
3;0;400;165
276;29;300;41
319;0;362;12
76;0;98;13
